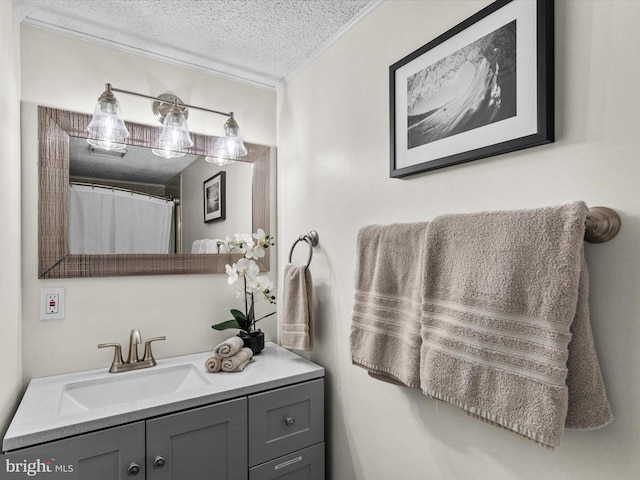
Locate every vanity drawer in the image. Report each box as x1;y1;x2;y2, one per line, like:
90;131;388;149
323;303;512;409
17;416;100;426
249;443;324;480
248;379;324;466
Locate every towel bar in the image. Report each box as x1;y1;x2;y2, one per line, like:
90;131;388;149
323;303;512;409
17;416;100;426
585;207;621;243
288;231;319;268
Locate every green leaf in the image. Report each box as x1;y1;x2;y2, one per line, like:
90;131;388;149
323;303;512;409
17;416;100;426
255;311;276;323
247;301;255;323
230;309;250;330
212;319;242;331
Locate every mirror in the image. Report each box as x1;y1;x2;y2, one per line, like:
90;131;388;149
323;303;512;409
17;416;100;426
67;138;253;254
39;106;273;278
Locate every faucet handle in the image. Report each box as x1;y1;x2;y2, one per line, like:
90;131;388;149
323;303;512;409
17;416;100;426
142;337;166;365
98;343;124;373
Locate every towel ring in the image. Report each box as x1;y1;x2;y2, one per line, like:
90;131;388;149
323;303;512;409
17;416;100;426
288;231;319;268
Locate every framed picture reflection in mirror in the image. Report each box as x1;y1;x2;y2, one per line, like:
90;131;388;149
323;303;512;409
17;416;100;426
204;171;226;223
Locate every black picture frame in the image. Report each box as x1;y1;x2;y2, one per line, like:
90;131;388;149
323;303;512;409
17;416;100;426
203;171;226;223
390;0;554;178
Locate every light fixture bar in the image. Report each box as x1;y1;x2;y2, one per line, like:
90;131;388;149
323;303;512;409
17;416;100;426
109;85;232;119
89;83;248;162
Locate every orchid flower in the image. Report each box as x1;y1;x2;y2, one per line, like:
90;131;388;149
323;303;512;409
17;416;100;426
245;243;266;260
213;231;276;334
236;258;259;278
225;263;238;285
253;228;272;248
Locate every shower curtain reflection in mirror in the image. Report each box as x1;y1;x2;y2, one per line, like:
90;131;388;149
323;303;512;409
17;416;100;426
69;184;174;254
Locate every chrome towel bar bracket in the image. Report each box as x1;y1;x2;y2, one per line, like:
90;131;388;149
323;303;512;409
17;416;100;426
288;231;319;268
585;206;621;243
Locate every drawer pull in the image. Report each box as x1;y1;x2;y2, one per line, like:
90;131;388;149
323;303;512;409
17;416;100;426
127;463;141;476
285;416;296;427
153;456;166;469
275;455;303;470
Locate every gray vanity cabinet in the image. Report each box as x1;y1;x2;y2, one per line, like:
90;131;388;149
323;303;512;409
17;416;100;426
17;421;146;479
13;399;247;480
5;374;324;479
146;397;247;480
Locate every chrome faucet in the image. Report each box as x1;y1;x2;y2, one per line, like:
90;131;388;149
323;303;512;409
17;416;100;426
98;329;166;373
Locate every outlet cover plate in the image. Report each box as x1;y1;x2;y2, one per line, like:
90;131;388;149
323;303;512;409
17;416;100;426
41;287;65;320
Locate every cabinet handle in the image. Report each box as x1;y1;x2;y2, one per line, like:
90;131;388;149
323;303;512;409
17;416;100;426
285;416;296;427
127;463;141;476
153;456;166;469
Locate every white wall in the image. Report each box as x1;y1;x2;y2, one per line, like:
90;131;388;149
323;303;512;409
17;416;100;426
20;26;277;382
0;1;22;436
277;1;640;478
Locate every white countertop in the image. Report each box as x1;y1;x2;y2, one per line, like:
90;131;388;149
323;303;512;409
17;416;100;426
3;343;324;451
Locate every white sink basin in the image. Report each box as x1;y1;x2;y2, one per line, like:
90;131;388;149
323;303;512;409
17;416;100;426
58;364;209;415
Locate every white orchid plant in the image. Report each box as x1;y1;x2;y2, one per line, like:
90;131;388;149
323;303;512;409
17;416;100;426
212;229;276;333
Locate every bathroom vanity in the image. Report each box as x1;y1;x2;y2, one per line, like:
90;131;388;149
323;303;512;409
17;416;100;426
2;343;324;479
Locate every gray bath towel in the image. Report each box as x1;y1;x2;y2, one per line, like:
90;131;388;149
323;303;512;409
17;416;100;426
419;202;612;448
351;223;429;388
281;263;314;351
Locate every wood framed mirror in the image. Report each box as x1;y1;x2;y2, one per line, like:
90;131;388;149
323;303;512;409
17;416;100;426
38;106;272;278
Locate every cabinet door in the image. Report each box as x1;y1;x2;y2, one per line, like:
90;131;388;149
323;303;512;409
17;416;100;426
15;421;145;480
146;397;247;480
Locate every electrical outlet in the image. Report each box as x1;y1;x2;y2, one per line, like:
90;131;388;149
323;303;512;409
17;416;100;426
41;288;65;320
46;294;59;314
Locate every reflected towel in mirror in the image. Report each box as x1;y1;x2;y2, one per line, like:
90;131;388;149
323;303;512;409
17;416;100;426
191;238;224;254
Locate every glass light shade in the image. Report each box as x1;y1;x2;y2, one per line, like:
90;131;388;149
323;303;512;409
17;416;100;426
156;103;194;155
151;148;186;159
87;88;129;151
211;116;248;160
205;156;234;166
87;138;127;151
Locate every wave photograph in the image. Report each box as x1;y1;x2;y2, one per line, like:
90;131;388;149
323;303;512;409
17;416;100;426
407;20;517;149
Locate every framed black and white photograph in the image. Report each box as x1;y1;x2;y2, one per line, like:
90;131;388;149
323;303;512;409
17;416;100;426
203;171;226;223
390;0;553;178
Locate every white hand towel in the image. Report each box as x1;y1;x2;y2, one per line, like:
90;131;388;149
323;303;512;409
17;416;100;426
281;264;314;351
204;354;222;373
213;336;244;358
221;347;254;372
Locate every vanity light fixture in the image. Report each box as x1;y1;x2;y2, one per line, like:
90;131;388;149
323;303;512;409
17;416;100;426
86;84;129;151
87;83;248;161
152;98;192;159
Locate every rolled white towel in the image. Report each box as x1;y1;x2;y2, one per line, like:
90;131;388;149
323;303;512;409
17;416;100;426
234;357;252;372
221;348;253;372
204;354;222;373
213;336;244;358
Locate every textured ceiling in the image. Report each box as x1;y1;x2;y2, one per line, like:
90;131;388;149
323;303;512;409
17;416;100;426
13;0;381;89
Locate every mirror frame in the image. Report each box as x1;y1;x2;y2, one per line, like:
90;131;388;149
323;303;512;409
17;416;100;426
38;106;272;278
